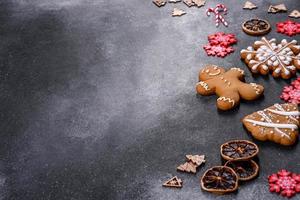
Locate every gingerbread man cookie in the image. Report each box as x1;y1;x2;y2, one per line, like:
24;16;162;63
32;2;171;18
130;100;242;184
243;103;300;146
196;65;264;110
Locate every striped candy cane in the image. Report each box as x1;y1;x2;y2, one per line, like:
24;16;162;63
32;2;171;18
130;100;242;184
206;4;228;27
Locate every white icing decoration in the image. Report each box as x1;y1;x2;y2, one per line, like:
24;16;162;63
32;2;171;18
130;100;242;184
197;81;210;91
250;83;261;94
230;68;244;74
217;97;235;106
267;109;300;116
208;69;221;76
244;119;298;129
255;110;293;140
272;103;299;123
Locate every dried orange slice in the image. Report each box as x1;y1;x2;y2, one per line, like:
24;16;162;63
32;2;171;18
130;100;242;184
225;160;259;181
242;19;271;36
220;140;259;161
200;166;239;194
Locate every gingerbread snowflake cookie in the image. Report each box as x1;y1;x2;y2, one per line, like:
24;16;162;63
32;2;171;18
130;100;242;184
243;103;300;146
196;65;264;111
241;37;300;79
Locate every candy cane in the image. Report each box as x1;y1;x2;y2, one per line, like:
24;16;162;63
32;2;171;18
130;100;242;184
206;4;228;27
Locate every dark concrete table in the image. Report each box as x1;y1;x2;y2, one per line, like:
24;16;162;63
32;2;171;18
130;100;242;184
1;0;300;199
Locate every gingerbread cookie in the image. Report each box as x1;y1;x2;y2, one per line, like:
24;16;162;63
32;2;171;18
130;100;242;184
243;103;300;146
196;65;264;111
240;37;300;79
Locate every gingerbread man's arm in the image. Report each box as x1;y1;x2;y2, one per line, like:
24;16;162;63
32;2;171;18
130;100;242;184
196;79;216;96
238;82;264;100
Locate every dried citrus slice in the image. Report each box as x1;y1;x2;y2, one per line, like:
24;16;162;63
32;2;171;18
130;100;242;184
225;160;259;181
220;140;259;161
242;19;271;36
200;166;239;194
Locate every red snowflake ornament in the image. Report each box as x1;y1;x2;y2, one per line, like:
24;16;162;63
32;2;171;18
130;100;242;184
208;32;237;47
277;20;300;36
280;77;300;104
203;44;234;57
268;170;300;198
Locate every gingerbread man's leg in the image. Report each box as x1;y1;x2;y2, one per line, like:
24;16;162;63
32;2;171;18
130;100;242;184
216;91;240;111
238;83;264;101
196;79;215;96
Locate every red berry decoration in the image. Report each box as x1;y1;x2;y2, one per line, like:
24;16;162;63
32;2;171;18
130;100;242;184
268;169;300;198
208;32;237;47
203;44;234;57
280;77;300;104
276;20;300;36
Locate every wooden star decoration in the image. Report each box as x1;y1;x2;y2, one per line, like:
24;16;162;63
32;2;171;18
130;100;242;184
172;8;186;16
183;0;195;7
268;4;287;13
289;10;300;18
192;0;205;7
153;0;166;7
243;1;257;10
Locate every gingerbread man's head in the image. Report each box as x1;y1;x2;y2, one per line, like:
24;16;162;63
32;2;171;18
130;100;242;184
199;65;225;81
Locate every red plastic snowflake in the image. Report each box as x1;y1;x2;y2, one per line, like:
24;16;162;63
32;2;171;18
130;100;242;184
269;169;300;198
208;32;237;47
280;77;300;104
203;44;234;57
277;20;300;36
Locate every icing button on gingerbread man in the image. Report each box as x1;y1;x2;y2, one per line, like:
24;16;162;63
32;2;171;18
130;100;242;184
196;65;264;110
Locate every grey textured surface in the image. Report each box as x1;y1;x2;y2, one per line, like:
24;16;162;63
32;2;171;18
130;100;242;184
1;0;300;199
